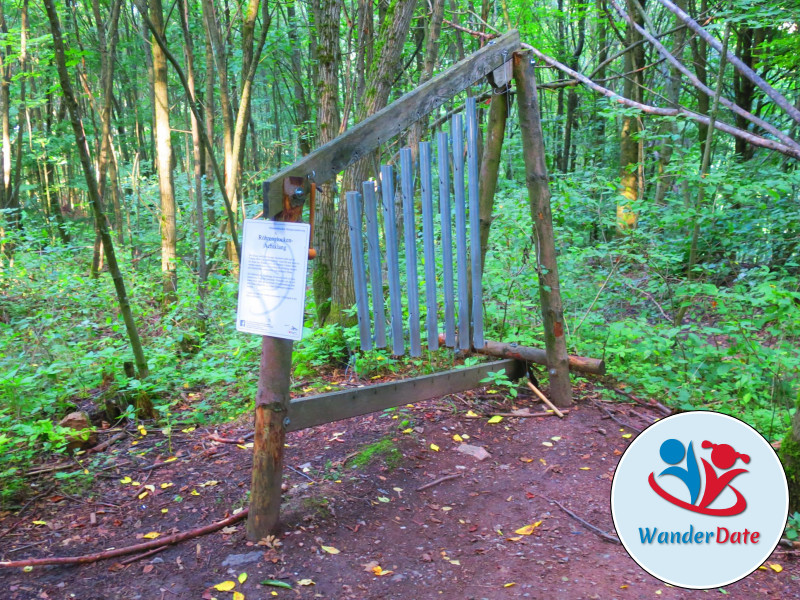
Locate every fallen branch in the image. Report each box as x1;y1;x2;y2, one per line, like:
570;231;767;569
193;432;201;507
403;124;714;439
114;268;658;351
526;381;565;418
591;399;642;434
611;387;671;416
118;546;167;566
208;433;246;445
416;473;463;492
543;495;621;545
463;409;570;419
87;431;127;454
0;508;248;568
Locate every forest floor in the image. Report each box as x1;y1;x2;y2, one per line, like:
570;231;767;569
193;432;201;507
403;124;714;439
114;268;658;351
0;377;798;600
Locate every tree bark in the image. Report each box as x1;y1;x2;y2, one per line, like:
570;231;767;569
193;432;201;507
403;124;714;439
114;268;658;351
478;89;510;272
513;50;573;407
330;0;417;325
44;0;152;415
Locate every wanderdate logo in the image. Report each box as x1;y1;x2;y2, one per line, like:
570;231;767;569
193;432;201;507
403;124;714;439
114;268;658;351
611;412;789;589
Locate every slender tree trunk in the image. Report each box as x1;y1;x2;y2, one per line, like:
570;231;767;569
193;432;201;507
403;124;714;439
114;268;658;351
331;0;417;325
311;0;342;326
561;15;586;173
179;0;208;295
288;2;312;157
478;89;510;271
44;0;152;416
150;0;178;302
617;0;646;231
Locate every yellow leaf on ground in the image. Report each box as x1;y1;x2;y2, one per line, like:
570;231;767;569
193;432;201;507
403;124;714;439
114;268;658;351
550;436;561;441
507;536;523;542
321;545;340;555
430;444;440;451
213;581;236;591
297;579;315;586
200;480;219;487
144;485;155;492
191;489;200;496
164;456;178;463
181;427;195;433
138;491;148;499
138;426;147;436
769;563;783;573
519;457;534;463
515;521;543;535
465;410;478;417
402;428;413;434
580;467;591;470
449;559;461;566
622;433;632;439
160;482;173;489
504;582;516;588
120;476;132;484
238;572;247;584
131;481;141;486
539;458;547;465
143;532;160;539
453;434;463;442
161;509;168;514
32;520;47;526
372;565;393;576
233;592;244;600
23;566;33;572
487;416;503;424
542;441;553;447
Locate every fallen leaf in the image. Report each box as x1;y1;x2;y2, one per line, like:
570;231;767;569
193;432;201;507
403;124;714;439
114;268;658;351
144;485;155;492
542;441;553;447
372;565;393;576
138;491;149;500
161;509;169;514
221;526;238;534
120;476;132;484
138;426;147;436
143;532;160;539
160;482;173;489
401;428;413;434
32;520;47;526
430;444;440;451
519;457;534;463
453;434;463;442
441;506;452;511
449;559;461;566
143;564;154;574
377;497;390;503
321;545;340;555
622;433;632;439
200;480;219;487
579;467;591;470
181;427;196;433
613;449;622;456
769;563;783;573
23;566;33;572
487;416;503;424
539;458;547;465
191;489;200;496
214;581;236;592
550;436;561;441
515;521;543;535
233;592;244;600
297;579;315;586
507;536;523;542
164;456;178;463
260;579;292;589
504;582;516;588
465;410;479;417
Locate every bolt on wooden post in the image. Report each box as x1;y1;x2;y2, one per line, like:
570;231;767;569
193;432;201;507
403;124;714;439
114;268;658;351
246;177;309;540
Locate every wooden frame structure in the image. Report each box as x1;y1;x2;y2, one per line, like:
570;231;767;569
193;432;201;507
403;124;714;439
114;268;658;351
246;31;591;539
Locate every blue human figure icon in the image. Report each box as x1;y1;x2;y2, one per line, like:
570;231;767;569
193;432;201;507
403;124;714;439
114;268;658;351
658;438;701;505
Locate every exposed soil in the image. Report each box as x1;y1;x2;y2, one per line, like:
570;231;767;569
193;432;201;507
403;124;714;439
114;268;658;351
1;378;797;600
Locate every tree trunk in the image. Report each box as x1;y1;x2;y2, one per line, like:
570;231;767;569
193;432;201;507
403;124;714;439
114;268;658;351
44;0;153;417
513;50;573;407
560;15;586;173
617;0;645;231
150;0;178;303
311;0;342;326
330;0;417;325
478;89;510;272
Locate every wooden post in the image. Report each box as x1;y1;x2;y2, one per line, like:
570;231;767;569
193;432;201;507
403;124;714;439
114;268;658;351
512;51;573;407
478;86;510;273
246;178;307;540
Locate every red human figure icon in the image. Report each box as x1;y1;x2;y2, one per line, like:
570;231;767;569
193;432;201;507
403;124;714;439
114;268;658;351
698;441;750;511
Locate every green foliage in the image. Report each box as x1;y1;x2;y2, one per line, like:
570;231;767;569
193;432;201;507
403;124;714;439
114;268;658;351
480;369;519;399
350;437;402;471
785;512;800;541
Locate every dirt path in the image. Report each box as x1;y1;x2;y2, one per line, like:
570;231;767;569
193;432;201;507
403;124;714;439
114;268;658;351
1;382;797;599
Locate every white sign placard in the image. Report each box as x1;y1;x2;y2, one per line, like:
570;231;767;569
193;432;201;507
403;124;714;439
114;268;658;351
236;219;310;340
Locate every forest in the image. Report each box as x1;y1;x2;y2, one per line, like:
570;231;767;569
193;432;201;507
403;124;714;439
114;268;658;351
1;0;800;594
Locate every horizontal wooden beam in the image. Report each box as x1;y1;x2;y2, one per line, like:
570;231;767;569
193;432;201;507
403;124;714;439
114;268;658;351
286;359;525;432
265;29;521;218
478;339;606;375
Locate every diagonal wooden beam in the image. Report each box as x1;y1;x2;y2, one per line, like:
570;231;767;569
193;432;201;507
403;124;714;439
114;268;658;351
265;29;521;217
286;359;525;432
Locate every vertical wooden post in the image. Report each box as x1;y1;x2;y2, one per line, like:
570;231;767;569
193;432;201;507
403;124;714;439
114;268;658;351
246;179;306;540
513;50;573;407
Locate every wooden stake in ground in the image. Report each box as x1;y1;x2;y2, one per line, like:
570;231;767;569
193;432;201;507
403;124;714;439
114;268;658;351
512;50;572;408
246;178;308;540
526;381;565;418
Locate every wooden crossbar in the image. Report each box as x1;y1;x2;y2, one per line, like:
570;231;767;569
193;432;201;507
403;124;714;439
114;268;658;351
286;359;525;432
264;30;521;218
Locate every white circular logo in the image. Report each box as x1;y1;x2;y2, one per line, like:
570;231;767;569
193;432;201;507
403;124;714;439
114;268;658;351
611;411;789;589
